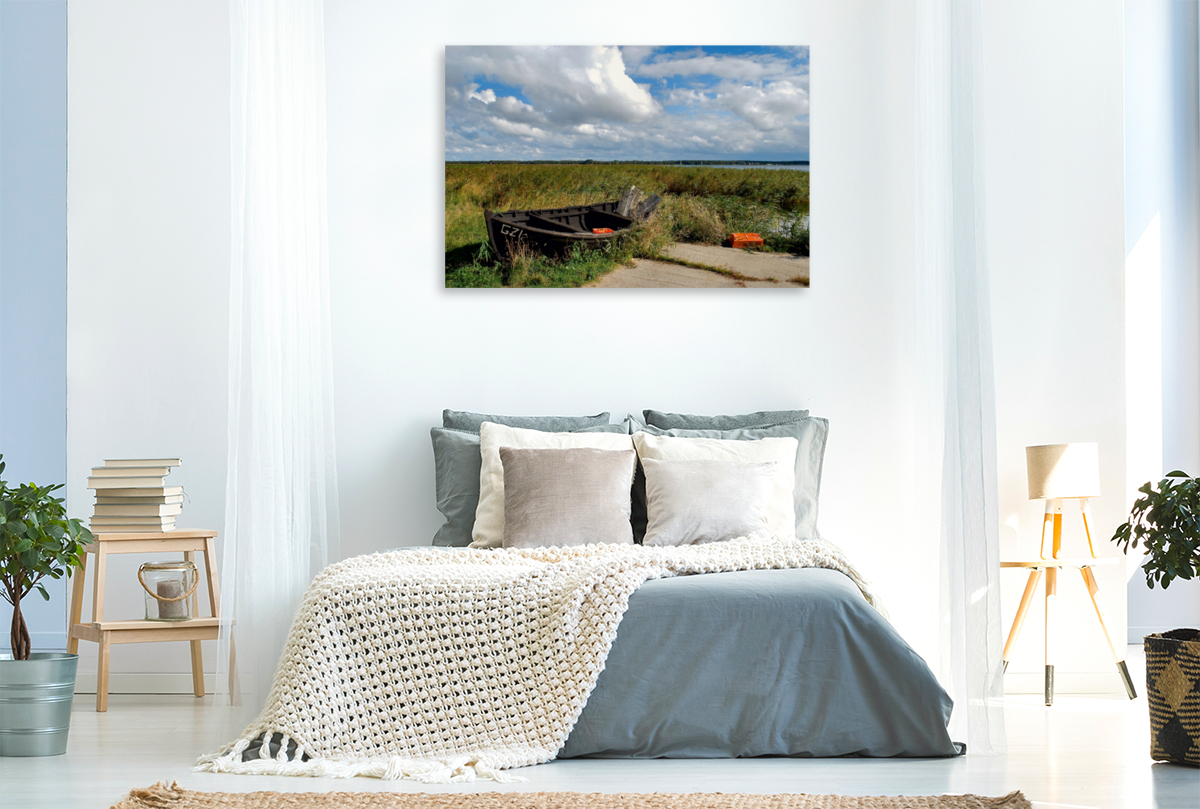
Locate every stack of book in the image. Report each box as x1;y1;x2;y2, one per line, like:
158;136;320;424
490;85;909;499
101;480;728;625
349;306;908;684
87;459;184;533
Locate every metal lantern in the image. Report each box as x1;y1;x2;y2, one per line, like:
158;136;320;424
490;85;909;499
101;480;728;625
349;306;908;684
138;560;198;621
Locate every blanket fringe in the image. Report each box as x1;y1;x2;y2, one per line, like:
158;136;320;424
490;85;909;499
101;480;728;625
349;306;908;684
194;744;527;783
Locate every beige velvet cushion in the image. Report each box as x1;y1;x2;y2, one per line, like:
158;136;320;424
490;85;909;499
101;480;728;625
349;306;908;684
471;422;635;549
500;447;637;549
641;458;777;546
632;431;798;540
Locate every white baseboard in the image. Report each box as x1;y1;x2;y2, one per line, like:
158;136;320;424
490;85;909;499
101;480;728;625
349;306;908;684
28;632;67;652
84;671;1124;697
1004;671;1127;695
76;673;1131;696
27;645;222;696
74;671;218;695
1128;625;1191;643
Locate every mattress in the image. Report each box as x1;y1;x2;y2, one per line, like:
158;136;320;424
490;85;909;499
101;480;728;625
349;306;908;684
559;567;960;759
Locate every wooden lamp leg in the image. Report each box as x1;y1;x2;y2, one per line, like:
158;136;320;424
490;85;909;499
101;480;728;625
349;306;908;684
1043;502;1064;705
1079;566;1137;699
1080;498;1098;558
1003;568;1044;673
1050;500;1063;559
1045;566;1057;706
1039;500;1054;559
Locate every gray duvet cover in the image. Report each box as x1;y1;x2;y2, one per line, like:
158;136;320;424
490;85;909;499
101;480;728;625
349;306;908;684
559;567;960;759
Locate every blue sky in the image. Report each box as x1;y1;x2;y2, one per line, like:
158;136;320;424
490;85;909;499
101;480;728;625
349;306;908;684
445;46;809;162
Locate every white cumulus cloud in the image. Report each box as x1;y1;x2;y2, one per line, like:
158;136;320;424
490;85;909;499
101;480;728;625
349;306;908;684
445;46;810;161
717;80;810;131
630;50;805;84
447;46;657;125
488;117;550;140
466;84;495;104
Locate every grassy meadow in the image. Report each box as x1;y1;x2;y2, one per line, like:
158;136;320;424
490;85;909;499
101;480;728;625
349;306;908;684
445;163;810;288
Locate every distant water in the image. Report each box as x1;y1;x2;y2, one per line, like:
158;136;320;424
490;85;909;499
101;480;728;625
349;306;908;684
704;164;809;172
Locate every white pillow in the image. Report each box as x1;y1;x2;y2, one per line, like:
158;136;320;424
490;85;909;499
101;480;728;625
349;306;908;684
641;458;777;546
470;422;635;549
632;431;798;541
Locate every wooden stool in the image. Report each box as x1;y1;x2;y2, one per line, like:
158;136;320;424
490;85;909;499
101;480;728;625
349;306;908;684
67;530;234;711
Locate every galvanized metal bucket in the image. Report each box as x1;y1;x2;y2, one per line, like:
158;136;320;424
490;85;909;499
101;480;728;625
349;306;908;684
0;652;79;756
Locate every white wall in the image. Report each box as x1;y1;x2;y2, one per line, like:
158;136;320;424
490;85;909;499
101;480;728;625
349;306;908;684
65;0;1133;693
1123;0;1200;641
66;0;230;688
324;0;938;648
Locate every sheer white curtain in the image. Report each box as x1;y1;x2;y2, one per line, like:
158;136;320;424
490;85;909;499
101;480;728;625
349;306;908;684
216;0;339;720
914;0;1006;754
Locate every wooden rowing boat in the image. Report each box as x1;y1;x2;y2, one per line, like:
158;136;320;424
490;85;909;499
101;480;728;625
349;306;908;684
484;186;660;263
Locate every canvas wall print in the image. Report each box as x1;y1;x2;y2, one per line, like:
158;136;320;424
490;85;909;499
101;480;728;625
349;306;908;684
445;46;810;288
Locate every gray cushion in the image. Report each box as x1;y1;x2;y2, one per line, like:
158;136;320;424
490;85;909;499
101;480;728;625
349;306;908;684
642;409;810;431
431;421;630;547
442;409;611;433
641;417;829;540
641;458;776;546
500;447;636;548
431;427;484;547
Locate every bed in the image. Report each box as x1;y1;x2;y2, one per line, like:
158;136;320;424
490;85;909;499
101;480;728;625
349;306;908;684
199;408;960;781
563;567;958;759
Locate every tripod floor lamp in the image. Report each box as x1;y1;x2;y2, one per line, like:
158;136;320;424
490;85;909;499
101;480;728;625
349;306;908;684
1001;442;1138;705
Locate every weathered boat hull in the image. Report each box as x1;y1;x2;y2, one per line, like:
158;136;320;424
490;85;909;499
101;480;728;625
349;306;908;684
484;202;636;263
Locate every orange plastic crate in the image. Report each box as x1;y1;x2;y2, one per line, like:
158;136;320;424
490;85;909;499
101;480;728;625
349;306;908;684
728;232;764;248
592;228;614;234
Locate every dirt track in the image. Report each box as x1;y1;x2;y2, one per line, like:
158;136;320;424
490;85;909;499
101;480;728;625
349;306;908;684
587;244;810;288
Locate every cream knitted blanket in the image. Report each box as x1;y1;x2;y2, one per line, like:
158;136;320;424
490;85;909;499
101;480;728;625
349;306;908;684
196;536;878;782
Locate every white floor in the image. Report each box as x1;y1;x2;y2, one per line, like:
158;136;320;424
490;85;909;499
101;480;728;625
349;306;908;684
2;646;1196;809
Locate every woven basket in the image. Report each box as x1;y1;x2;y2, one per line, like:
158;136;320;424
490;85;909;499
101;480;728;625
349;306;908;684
1145;629;1200;766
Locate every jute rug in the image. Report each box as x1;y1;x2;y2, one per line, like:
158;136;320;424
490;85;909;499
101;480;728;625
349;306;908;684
111;781;1031;809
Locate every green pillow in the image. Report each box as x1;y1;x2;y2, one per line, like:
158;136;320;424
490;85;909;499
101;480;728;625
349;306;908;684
639;417;828;540
642;409;810;431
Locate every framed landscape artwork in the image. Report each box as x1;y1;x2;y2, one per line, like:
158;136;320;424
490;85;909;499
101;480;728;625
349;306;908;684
445;46;810;288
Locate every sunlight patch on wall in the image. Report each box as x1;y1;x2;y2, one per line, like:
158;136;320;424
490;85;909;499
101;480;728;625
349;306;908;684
1124;212;1163;582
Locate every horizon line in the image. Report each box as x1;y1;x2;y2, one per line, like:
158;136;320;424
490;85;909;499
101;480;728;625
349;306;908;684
445;159;811;164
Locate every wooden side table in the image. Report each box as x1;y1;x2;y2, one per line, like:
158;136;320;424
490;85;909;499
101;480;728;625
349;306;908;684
67;530;234;711
1001;556;1136;706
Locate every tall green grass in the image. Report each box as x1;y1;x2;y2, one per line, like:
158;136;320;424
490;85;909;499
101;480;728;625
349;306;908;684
445;163;809;288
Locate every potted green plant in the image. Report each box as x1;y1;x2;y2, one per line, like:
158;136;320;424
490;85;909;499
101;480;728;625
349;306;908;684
0;453;93;756
1112;470;1200;767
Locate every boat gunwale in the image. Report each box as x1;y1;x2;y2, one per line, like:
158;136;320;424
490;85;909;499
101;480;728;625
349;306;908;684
485;205;635;241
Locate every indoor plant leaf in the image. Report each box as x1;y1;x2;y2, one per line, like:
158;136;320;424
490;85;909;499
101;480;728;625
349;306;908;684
0;454;93;660
1113;472;1200;590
